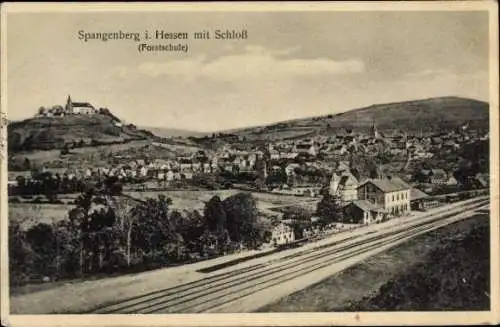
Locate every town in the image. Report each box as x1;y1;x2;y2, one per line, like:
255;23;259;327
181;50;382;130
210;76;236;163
8;96;490;264
5;6;494;316
7;94;491;315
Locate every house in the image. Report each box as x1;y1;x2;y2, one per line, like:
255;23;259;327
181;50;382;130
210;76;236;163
337;174;359;202
417;169;448;184
357;176;411;217
336;161;351;173
330;171;358;202
271;223;295;246
139;166;148;177
446;175;458;185
182;172;193;180
191;162;202;172
443;140;460;150
269;150;280;160
280;151;299;159
290;187;320;197
294;143;317;157
474;173;489;188
203;163;212;174
179;158;193;171
342;200;386;224
410;188;437;210
331;145;347;156
271;165;282;173
285;163;300;176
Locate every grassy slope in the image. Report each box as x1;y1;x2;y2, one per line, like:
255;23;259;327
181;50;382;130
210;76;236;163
259;212;490;312
8;114;157;152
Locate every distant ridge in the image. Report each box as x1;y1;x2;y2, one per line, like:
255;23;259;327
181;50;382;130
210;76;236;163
140;126;209;138
7;96;489;152
221;96;489;140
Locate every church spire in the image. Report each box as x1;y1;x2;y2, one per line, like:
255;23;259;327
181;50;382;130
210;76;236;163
66;95;73;114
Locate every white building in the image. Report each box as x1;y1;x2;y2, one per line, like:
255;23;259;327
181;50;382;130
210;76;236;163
271;223;295;246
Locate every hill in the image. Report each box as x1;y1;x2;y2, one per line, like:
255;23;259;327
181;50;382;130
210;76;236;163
226;96;489;141
8;114;161;153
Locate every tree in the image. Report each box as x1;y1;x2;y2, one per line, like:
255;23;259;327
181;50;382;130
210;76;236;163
25;223;57;277
61;143;70;155
130;195;184;263
68;189;107;275
222;193;263;248
204;196;229;251
23;157;31;170
9;222;35;286
369;163;384;179
204;196;227;233
106;196;136;267
103;176;123;196
38;107;46;116
316;191;343;225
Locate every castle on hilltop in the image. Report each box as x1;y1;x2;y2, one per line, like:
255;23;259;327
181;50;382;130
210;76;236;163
65;95;97;115
37;95;98;117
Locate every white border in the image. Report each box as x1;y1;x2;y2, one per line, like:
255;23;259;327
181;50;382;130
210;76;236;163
1;2;498;326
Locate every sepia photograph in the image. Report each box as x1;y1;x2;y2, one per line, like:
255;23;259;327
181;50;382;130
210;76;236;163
1;2;498;326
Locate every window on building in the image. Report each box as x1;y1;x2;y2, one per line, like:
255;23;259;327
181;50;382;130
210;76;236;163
392;195;395;201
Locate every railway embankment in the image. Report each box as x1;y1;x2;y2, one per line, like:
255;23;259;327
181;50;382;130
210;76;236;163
259;211;490;311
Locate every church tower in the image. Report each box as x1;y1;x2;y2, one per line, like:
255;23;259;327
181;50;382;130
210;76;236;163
371;121;379;139
65;95;73;114
329;172;341;196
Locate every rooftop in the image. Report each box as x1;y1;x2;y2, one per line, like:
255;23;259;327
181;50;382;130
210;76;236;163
410;188;429;201
361;176;411;193
351;200;387;213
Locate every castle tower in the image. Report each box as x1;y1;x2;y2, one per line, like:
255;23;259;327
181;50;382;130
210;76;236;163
65;95;73;114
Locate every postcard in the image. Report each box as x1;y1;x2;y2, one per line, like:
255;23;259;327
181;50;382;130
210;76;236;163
1;1;499;326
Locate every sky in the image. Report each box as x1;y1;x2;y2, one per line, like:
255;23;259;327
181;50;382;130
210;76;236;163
6;10;490;132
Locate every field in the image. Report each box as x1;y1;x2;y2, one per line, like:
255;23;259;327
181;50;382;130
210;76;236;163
9;140;150;169
259;212;490;312
9;189;312;230
126;189;311;212
9;138;205;170
9;203;74;230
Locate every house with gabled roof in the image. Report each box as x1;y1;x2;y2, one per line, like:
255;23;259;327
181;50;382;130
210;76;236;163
357;176;411;217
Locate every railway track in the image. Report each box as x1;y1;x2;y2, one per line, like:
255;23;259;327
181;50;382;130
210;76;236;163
89;198;488;314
